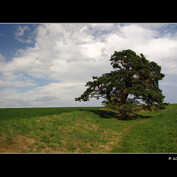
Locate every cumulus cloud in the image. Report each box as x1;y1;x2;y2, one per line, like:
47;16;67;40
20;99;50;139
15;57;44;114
1;23;177;107
3;24;113;81
8;24;177;77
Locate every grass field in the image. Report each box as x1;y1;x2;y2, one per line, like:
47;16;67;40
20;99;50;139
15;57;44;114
0;105;177;153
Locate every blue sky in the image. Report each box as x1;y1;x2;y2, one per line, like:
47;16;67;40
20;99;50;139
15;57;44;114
0;23;177;108
0;24;37;61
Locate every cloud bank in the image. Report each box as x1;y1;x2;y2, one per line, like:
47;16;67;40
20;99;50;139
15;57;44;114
0;23;177;107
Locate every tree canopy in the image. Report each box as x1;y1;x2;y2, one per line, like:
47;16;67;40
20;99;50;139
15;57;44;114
75;49;165;119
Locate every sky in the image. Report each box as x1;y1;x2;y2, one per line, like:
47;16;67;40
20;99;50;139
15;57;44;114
0;23;177;108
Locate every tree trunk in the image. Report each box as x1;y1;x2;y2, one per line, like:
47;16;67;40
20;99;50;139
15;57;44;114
119;88;129;119
119;104;128;119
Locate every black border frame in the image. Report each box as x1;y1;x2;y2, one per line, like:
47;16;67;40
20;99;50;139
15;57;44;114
0;2;177;166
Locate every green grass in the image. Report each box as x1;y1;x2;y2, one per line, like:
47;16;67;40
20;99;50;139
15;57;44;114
0;107;101;121
116;104;177;153
0;105;177;153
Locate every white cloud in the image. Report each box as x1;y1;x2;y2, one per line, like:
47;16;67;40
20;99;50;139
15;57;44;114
15;25;30;37
3;24;113;81
14;25;35;44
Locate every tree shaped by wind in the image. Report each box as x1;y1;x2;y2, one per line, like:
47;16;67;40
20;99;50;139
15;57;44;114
75;49;165;120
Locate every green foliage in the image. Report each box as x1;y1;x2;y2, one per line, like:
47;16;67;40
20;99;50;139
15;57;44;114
75;49;165;119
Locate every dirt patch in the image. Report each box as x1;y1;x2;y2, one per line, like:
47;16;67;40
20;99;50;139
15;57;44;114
36;146;63;153
96;131;123;153
0;135;35;153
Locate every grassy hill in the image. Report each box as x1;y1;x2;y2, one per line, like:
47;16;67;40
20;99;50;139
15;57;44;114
0;105;177;153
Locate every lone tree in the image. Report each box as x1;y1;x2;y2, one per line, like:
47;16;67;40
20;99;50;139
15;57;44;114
75;49;165;120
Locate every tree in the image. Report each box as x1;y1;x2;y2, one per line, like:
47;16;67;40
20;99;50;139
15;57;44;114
75;49;165;120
